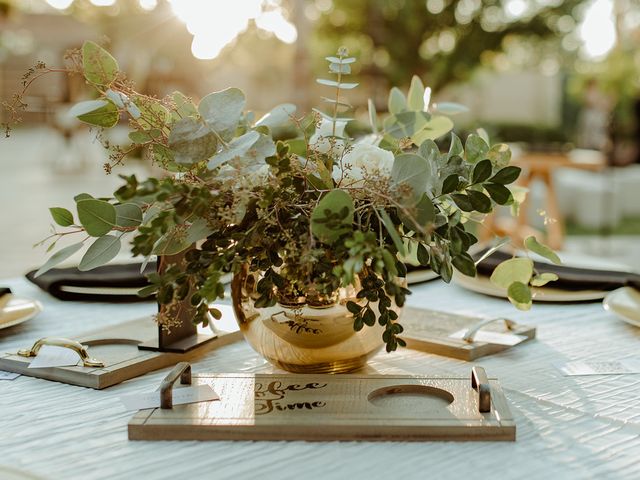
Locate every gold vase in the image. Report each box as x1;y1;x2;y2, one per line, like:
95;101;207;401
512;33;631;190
231;266;403;373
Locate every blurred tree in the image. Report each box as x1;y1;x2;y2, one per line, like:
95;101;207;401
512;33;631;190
313;0;587;93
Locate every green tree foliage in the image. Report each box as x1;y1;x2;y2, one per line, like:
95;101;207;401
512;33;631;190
314;0;586;92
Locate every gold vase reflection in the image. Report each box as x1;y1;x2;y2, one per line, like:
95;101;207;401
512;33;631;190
231;266;403;373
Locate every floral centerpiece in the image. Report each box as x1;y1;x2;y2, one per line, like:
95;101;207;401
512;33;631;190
4;43;559;372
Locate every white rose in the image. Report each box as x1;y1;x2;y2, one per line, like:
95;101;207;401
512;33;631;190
309;118;347;155
333;143;394;186
218;164;270;190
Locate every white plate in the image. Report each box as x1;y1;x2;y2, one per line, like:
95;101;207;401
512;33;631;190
603;287;640;327
454;272;608;303
0;296;43;330
406;269;439;285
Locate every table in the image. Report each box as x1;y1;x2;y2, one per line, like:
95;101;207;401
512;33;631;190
2;277;640;480
481;150;605;249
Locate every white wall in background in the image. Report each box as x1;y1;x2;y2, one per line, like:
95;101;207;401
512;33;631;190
440;70;563;128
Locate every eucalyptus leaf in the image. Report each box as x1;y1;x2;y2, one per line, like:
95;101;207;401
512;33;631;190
320;96;352;107
152;219;213;256
76;199;116;237
388;87;407;114
316;79;358;89
325;56;356;64
243;133;276;166
82;41;118;86
34;242;84;278
407;75;425;111
198;87;245;139
152;144;176;169
255;103;296;129
105;89;127;108
490;258;533;289
207;130;260;170
172;91;198;119
135;129;163;144
72;99;119;128
412;115;454;144
379;208;406;255
337;82;359;89
115;203;143;227
79;235;121;271
49;207;74;227
310;189;354;244
368;98;378;133
448;132;463;158
74;193;93;202
524;236;561;265
391;153;431;203
465;134;489;164
418;139;440;163
531;272;559;287
384;111;430;139
135;99;170;130
329;62;351;74
507;281;532;310
168;117;218;165
69;100;108;117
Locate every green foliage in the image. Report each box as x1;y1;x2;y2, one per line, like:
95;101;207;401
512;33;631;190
311;189;355;243
82;41;118;87
79;235;121;271
114;203;143;228
524;236;561;265
24;43;546;353
391;153;431;203
49;207;74;227
198;87;245;140
69;100;119;128
76;199;116;237
34;242;84;278
313;0;587;92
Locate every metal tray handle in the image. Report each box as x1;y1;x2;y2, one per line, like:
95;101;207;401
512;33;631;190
160;362;192;409
462;317;516;343
17;337;104;368
471;366;491;413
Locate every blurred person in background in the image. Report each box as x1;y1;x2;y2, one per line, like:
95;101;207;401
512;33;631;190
577;78;612;152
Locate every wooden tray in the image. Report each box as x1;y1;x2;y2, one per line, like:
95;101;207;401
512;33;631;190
0;309;242;389
399;306;535;361
128;364;515;441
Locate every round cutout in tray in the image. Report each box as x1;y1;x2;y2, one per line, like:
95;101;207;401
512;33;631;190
368;384;454;410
